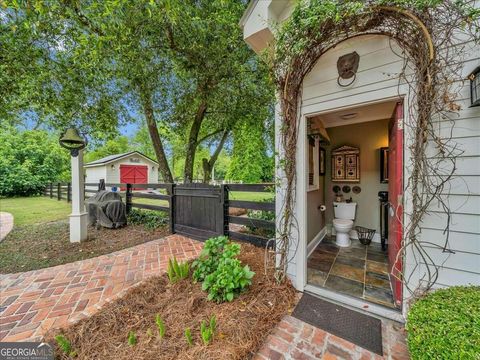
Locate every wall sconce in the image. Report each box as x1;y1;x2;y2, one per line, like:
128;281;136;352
111;164;115;170
152;166;155;170
59;127;87;157
337;51;360;87
469;66;480;107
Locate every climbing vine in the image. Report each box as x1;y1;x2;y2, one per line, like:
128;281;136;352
269;0;479;298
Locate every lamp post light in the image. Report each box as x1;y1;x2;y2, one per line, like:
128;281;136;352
59;127;88;243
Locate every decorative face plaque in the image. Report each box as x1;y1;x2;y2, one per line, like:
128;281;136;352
331;145;360;182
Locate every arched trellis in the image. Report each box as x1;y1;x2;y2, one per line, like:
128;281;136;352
270;1;478;298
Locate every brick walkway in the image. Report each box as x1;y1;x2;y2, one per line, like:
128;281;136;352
0;235;203;342
255;315;409;360
0;212;14;242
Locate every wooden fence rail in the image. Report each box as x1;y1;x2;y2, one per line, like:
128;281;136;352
43;181;275;248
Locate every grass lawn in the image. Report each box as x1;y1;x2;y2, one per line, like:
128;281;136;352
229;191;274;201
0;196;70;226
0;222;169;274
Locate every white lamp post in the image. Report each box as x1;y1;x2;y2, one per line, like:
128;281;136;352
59;127;88;243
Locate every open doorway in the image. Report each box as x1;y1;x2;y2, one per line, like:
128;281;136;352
305;99;403;311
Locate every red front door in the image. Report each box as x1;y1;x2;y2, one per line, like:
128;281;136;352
388;102;404;307
120;165;148;186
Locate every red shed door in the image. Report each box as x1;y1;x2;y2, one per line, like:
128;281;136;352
388;102;404;308
120;165;148;186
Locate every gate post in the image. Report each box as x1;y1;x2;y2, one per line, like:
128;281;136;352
50;183;53;198
221;184;229;236
57;183;61;200
67;183;71;202
166;183;175;234
126;183;132;214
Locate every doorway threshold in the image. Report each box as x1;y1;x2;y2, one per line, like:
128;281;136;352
304;284;405;323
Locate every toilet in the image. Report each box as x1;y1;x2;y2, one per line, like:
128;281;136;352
333;202;357;247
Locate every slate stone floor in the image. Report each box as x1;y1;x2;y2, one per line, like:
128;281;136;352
307;236;397;309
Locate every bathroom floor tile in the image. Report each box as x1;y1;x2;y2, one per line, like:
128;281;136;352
367;251;389;263
335;255;365;269
366;260;389;274
339;246;366;260
364;285;395;308
330;262;365;282
324;275;364;298
308;251;336;273
307;268;328;287
316;242;340;254
365;271;390;289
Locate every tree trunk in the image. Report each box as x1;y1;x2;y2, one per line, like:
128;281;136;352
202;130;229;183
183;100;207;183
139;88;173;183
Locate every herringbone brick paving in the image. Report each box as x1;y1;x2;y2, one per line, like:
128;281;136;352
0;234;203;342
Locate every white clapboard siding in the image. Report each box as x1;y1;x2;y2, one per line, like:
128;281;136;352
419;228;480;254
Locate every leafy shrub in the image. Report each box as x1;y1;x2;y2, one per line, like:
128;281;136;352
127;209;168;230
167;257;189;283
200;315;217;345
192;236;229;282
406;286;480;359
246;206;275;238
201;243;255;302
155;314;166;338
184;328;193;346
0;128;70;197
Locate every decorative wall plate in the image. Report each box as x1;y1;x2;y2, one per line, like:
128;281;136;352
342;185;351;193
352;186;361;194
333;185;341;193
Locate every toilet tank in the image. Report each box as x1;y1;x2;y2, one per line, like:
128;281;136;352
333;202;357;220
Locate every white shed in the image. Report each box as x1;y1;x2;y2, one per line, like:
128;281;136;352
84;151;159;186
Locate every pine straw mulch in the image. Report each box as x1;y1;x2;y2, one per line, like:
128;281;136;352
47;243;298;360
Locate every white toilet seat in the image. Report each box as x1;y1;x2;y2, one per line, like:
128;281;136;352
333;218;353;230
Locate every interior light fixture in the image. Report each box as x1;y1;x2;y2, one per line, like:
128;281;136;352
340;113;358;120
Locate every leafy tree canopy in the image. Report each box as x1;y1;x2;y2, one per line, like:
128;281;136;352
1;0;274;184
0;127;70;196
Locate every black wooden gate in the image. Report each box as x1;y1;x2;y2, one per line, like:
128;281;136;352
172;183;226;240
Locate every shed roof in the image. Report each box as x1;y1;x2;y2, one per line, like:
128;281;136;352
84;151;158;168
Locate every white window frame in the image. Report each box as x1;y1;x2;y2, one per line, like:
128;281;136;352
307;136;320;192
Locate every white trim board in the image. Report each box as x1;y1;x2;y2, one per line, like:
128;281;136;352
307;227;327;257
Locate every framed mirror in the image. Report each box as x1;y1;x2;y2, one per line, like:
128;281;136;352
380;147;389;183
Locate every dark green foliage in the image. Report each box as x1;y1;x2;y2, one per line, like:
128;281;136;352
406;286;480;359
184;328;193;346
166;257;189;283
128;331;137;346
201;243;255;303
0;128;70;197
192;236;229;282
200;315;217;345
127;209;168;230
247;197;275;238
155;314;166;338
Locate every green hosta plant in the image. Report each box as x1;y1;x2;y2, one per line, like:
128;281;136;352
192;236;229;282
184;328;193;346
200;315;217;345
155;314;166;338
202;243;255;303
167;257;189;283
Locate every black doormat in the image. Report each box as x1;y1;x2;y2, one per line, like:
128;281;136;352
292;293;383;355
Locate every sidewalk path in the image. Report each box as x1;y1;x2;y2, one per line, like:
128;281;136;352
0;212;14;242
0;234;203;342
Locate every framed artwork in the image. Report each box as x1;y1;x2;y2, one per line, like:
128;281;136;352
331;145;360;182
319;147;326;175
380;147;389;183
